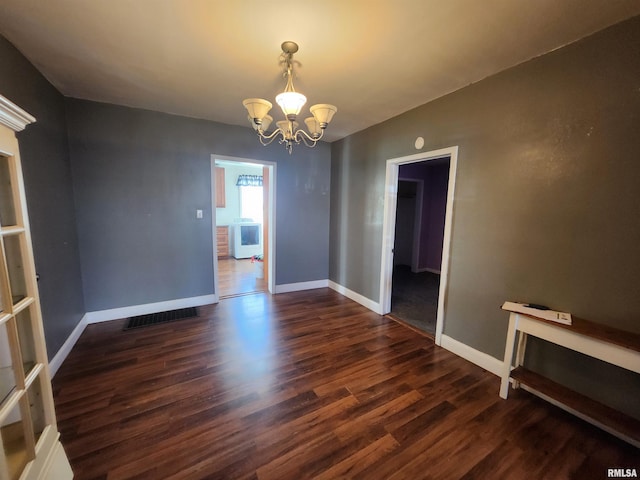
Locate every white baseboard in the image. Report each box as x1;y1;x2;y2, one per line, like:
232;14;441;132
49;294;217;377
49;314;88;378
274;280;329;294
84;294;217;324
440;334;502;376
328;281;383;314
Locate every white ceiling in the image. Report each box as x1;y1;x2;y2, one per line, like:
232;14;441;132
1;1;639;142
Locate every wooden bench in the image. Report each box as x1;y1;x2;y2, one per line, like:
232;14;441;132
499;306;640;447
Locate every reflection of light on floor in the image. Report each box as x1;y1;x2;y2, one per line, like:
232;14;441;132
225;295;275;394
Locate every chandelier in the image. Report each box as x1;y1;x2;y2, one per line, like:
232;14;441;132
243;41;337;154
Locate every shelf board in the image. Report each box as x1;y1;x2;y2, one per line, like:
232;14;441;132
511;367;640;446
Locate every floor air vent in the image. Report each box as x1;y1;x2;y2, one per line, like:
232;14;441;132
124;307;198;330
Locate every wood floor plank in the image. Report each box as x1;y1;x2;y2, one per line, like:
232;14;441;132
332;389;425;443
53;289;639;479
312;433;400;480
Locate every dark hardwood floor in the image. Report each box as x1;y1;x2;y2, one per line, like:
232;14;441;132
52;289;638;479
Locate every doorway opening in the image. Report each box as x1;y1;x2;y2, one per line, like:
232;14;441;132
379;146;458;345
211;155;276;300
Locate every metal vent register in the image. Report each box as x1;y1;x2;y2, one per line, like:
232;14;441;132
124;307;198;330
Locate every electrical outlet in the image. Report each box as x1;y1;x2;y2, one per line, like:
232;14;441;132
196;209;203;219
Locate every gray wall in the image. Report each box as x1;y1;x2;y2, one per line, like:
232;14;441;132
330;16;640;417
0;36;85;358
66;99;331;311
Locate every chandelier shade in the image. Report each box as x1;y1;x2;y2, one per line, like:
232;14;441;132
242;41;337;154
304;117;322;137
249;114;273;132
259;114;273;132
242;98;272;124
310;104;338;127
275;91;307;119
276;120;299;135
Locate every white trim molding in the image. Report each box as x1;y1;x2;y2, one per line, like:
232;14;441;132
84;294;217;324
379;146;459;346
328;281;383;314
0;94;36;131
49;314;89;377
440;334;503;376
49;294;217;376
211;154;277;295
274;280;329;294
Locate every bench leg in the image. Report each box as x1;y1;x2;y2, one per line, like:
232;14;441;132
500;313;518;399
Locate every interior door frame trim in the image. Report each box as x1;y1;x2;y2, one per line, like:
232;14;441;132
210;154;276;301
379;146;458;345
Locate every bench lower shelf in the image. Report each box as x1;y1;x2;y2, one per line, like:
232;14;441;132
510;367;640;447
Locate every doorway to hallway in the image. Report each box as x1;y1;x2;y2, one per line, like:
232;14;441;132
211;155;276;299
379;146;458;345
390;161;450;335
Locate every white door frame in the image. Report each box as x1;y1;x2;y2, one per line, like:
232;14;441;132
210;154;276;302
379;146;458;345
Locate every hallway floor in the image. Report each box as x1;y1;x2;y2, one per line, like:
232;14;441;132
391;265;439;334
218;257;266;297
